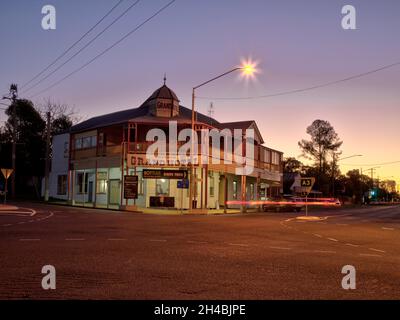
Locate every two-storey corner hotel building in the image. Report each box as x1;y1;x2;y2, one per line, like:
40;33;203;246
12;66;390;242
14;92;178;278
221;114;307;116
48;82;283;212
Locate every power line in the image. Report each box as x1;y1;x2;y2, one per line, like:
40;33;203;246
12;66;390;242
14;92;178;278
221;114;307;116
21;0;124;89
22;0;141;95
341;160;400;167
28;0;177;99
197;61;400;100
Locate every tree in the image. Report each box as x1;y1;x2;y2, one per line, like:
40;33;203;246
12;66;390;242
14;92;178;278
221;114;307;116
0;98;77;198
298;120;343;193
37;99;78;135
283;157;303;174
282;157;304;194
1;99;46;197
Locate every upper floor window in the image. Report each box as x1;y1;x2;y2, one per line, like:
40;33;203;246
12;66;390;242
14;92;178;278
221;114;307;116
271;152;281;165
75;136;97;150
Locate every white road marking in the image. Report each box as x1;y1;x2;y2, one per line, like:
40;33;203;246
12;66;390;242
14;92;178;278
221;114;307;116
3;224;11;227
149;239;167;242
19;207;37;216
369;248;386;253
19;239;40;241
228;243;250;247
65;238;85;241
336;223;348;226
187;240;208;244
108;238;127;241
327;237;339;242
269;246;291;250
314;250;336;254
313;234;323;238
381;227;395;231
345;243;360;247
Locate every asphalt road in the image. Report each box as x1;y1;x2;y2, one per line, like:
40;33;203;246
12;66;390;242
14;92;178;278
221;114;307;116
1;202;400;299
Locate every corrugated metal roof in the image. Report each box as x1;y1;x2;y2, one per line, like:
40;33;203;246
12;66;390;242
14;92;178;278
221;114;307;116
70;103;220;133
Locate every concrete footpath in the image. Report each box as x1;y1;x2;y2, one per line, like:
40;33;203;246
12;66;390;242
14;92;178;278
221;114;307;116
0;204;18;211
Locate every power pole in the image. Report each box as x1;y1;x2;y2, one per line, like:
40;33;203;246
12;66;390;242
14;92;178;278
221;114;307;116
2;84;18;198
207;102;214;125
44;111;51;201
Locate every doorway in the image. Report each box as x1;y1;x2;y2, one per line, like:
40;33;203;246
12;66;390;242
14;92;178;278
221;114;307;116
108;179;120;205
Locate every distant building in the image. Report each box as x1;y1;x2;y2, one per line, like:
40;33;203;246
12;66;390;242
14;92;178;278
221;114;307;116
47;82;283;211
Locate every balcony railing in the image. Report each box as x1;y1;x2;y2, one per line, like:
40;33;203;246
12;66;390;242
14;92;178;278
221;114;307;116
71;141;282;173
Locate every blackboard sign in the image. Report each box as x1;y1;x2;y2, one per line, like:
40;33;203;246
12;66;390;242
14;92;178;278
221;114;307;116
124;175;138;199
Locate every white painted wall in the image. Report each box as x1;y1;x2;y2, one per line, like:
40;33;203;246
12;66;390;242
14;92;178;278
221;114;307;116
46;133;69;200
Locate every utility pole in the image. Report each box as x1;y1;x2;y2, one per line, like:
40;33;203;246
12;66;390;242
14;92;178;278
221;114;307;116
11;85;17;199
2;84;18;198
44;111;51;201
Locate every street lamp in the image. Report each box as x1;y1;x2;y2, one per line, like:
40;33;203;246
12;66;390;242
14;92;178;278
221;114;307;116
189;61;258;211
332;154;363;196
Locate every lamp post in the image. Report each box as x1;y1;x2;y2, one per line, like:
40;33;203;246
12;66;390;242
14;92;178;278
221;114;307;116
189;63;256;211
332;154;362;197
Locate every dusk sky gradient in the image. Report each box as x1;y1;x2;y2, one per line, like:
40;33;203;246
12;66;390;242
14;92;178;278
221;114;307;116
1;0;399;186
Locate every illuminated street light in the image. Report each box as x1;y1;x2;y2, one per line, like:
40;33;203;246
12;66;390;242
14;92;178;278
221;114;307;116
190;59;259;211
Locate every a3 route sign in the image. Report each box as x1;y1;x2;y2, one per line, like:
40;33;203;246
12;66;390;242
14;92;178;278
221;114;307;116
300;177;315;196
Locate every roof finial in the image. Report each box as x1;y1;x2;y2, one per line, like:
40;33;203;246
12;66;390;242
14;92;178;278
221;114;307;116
163;73;167;85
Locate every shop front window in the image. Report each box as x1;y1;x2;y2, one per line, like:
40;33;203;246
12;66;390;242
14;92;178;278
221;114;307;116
210;176;215;197
96;172;107;194
233;181;238;199
156;179;169;196
250;183;255;200
77;172;89;193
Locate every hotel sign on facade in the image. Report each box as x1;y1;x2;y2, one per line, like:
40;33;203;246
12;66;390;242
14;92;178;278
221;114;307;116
142;169;188;180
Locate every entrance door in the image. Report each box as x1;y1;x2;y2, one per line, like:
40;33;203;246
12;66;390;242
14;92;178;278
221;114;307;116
88;181;93;203
219;176;225;207
108;180;120;205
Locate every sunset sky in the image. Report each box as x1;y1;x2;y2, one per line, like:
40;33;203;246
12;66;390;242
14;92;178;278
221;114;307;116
1;0;399;187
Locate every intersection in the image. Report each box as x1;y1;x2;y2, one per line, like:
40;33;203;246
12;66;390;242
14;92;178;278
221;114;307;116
1;203;400;299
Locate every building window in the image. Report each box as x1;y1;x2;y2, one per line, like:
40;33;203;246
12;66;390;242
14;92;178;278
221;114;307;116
57;175;67;195
63;142;69;158
74;136;97;150
272;152;280;165
77;172;89;193
210;176;215;197
250;183;254;200
233;181;238;199
75;138;82;149
138;171;144;195
156;179;169;196
96;172;107;194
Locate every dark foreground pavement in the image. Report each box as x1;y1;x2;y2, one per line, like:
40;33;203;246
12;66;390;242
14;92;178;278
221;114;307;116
1;202;400;299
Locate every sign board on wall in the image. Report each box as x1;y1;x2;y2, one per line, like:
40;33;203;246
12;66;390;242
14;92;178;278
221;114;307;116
177;179;189;189
143;169;188;180
123;175;138;199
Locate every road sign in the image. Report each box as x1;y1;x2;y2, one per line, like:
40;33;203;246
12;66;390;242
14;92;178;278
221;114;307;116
300;177;315;195
123;175;138;199
300;178;314;188
1;168;13;180
1;168;13;204
177;179;189;189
